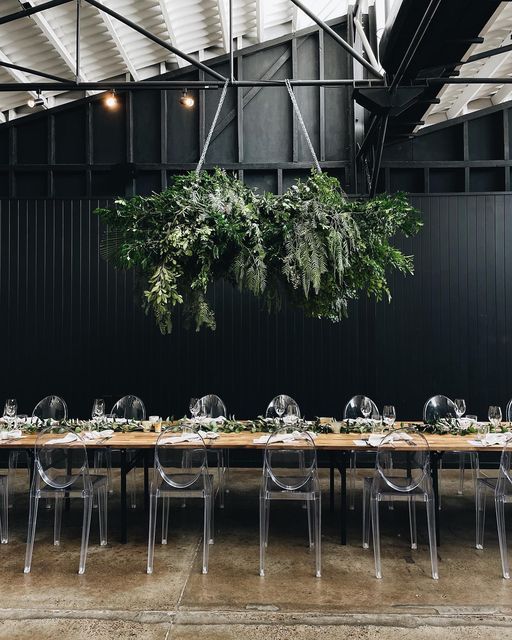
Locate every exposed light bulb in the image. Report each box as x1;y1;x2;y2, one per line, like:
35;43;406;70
27;92;44;108
104;90;118;109
180;90;195;108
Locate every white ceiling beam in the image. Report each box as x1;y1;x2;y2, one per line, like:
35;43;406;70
291;3;298;32
0;48;38;101
447;36;512;119
24;2;91;83
255;0;265;42
158;0;187;68
95;1;140;80
217;0;230;52
491;81;512;106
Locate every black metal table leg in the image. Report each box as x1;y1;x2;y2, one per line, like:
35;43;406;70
336;451;348;545
329;453;335;514
431;451;440;546
120;448;127;544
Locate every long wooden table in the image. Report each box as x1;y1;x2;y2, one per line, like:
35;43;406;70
0;430;504;545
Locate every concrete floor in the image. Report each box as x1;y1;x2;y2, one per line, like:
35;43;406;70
0;467;511;639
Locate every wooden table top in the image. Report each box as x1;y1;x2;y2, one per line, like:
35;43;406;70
0;430;507;452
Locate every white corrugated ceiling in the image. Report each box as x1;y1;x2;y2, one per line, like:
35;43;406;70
0;0;349;120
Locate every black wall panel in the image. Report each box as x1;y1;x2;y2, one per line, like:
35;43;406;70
2;195;512;422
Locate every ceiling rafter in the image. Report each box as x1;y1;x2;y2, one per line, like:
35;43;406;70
216;0;230;52
94;0;140;80
158;0;186;68
447;33;512;119
0;48;38;101
23;1;92;83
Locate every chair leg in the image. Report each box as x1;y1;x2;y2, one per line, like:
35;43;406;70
314;495;321;578
408;496;417;550
98;485;108;546
495;496;510;579
476;483;487;550
426;495;439;580
218;450;225;509
306;499;313;547
370;497;382;579
0;480;8;544
458;453;465;495
78;494;93;575
24;494;40;573
161;496;170;544
53;494;63;546
362;479;370;549
202;492;211;574
259;496;267;576
147;492;158;574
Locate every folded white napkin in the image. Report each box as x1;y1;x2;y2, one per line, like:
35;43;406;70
367;432;412;447
253;431;317;445
45;433;78;445
81;430;114;440
353;439;369;447
189;416;226;425
0;429;23;440
470;433;512;447
159;433;201;445
282;415;300;424
103;417;128;423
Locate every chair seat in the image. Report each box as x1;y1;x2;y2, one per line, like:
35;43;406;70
262;475;320;500
156;473;213;497
364;475;429;500
37;473;108;495
477;476;512;499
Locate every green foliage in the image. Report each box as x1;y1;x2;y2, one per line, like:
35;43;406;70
95;168;422;334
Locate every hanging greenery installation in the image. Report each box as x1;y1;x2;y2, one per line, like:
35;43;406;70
95;169;422;334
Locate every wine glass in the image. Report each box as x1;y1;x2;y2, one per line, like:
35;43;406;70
274;395;286;419
488;405;502;431
91;398;105;420
189;398;199;419
3;398;18;423
361;397;372;420
454;399;466;419
382;405;396;430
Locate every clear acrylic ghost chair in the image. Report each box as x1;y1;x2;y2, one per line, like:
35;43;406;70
24;427;108;574
31;396;69;511
343;395;379;511
423;394;474;500
108;395;146;508
196;394;228;508
259;426;321;578
362;428;438;580
506;399;512;422
32;395;68;422
265;395;301;419
147;428;214;575
475;436;512;578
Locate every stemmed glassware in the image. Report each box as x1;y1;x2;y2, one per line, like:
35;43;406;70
488;405;502;432
189;398;199;420
3;399;17;427
454;398;466;419
361;397;372;421
382;405;396;431
91;398;106;421
274;395;286;419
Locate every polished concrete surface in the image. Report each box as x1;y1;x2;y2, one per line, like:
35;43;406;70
0;467;511;639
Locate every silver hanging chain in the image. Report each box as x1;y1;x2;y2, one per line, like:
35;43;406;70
196;79;230;175
285;78;322;173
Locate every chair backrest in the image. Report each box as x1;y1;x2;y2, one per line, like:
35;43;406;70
111;395;146;420
423;395;456;422
198;394;227;418
265;395;301;419
32;395;68;422
376;429;430;493
506;399;512;422
34;426;88;490
264;427;317;491
155;428;208;489
343;395;379;419
499;436;512;486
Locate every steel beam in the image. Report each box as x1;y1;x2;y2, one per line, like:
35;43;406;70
0;61;69;83
0;0;73;26
369;114;388;198
84;0;226;82
288;0;383;79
